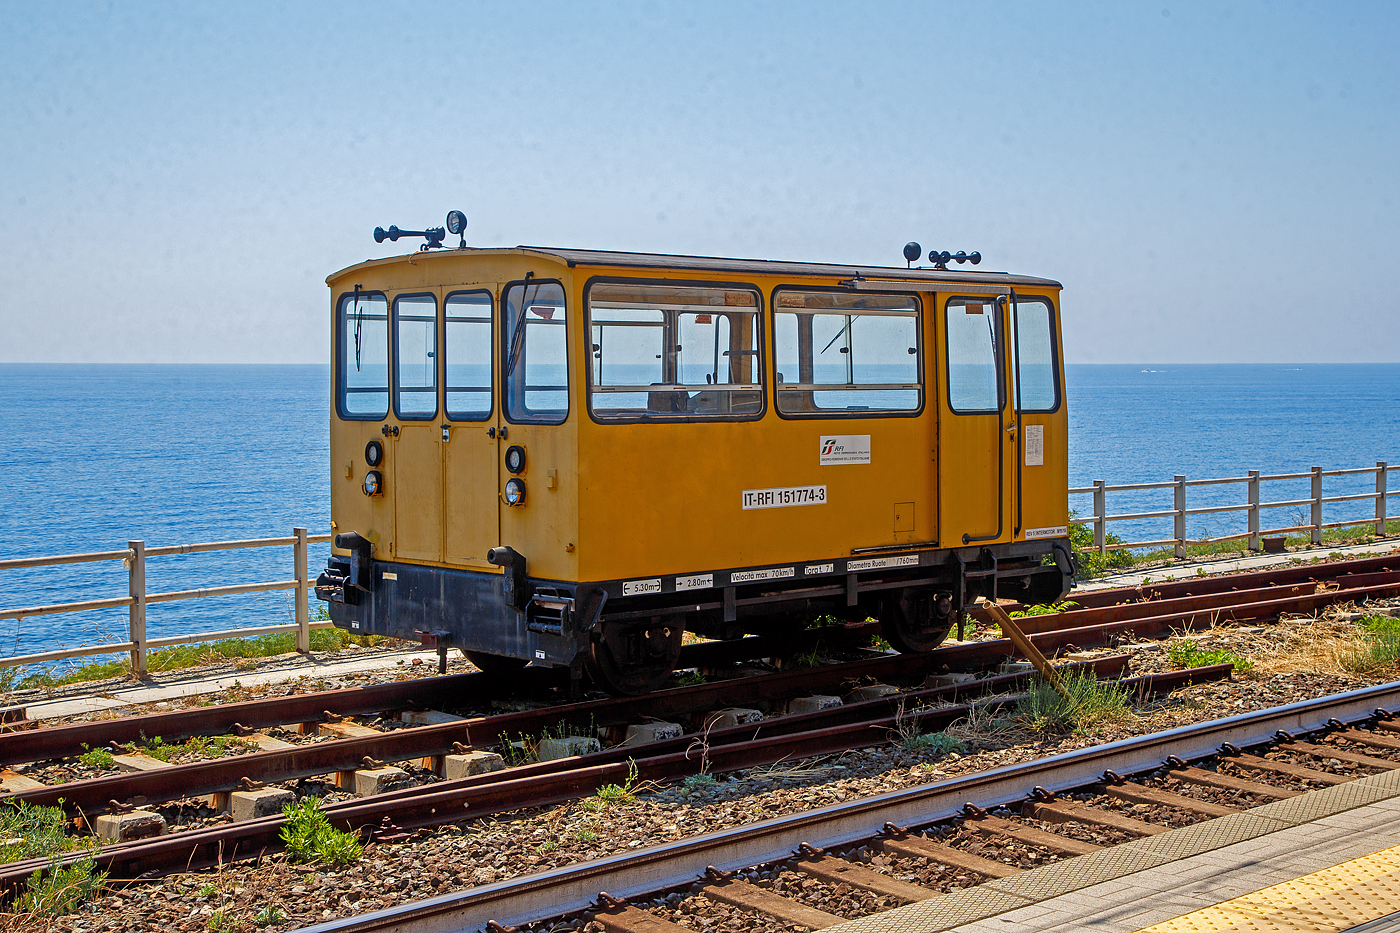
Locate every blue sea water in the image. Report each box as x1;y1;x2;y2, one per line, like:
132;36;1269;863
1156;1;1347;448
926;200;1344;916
0;362;1397;663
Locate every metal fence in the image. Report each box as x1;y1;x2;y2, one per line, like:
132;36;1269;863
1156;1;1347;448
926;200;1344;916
0;528;332;676
1070;462;1397;559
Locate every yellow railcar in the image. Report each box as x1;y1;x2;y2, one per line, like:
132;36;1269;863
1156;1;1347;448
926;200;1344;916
316;223;1074;694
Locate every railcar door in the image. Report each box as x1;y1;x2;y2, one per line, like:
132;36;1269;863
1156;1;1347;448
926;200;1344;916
938;293;1013;545
391;293;445;562
442;290;501;566
1008;293;1067;542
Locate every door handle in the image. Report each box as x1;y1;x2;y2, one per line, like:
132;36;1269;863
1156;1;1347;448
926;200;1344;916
1005;424;1017;436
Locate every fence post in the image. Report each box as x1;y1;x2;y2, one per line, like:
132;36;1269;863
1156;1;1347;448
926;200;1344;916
1174;475;1187;559
1378;462;1389;537
294;527;310;653
128;540;147;677
1247;470;1261;552
1093;480;1106;554
1311;466;1324;545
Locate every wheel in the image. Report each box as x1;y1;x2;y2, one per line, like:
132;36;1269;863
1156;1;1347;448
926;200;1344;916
879;590;955;653
583;618;685;696
463;651;529;674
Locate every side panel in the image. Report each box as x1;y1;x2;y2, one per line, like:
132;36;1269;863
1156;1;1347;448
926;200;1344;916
1013;291;1069;542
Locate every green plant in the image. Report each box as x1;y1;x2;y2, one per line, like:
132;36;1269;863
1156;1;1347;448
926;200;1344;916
1008;600;1079;619
197;881;218;898
253;904;286;926
0;800;85;864
682;772;719;791
1340;615;1400;673
496;732;538;767
869;634;894;652
676;670;707;686
536;840;558;854
792;647;824;669
572;828;597;843
1068;512;1135;578
901;730;964;754
1166;641;1255;673
78;744;116;769
206;909;232;931
279;797;364;867
585;759;639;809
1015;670;1133;735
14;856;107;918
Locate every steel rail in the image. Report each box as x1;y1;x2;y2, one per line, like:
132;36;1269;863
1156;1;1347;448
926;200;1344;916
8;655;1135;814
289;678;1400;933
1064;551;1400;609
0;665;1222;890
0;625;881;766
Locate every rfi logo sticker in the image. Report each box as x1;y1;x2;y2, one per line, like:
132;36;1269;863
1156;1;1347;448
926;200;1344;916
819;435;872;465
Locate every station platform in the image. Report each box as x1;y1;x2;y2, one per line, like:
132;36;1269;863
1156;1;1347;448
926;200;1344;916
824;768;1400;933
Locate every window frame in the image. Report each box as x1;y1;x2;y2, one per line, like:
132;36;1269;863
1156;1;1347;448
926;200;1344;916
443;288;495;422
769;284;925;421
583;276;768;425
391;291;440;421
1011;294;1063;415
334;288;391;422
501;277;570;426
943;294;1007;416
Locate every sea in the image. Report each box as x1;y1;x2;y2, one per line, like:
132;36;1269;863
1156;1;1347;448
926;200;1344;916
0;362;1397;666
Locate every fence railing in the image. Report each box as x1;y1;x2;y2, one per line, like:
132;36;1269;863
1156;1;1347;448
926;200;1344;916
0;528;332;676
1070;462;1397;559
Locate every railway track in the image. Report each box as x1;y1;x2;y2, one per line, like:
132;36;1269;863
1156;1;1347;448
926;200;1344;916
295;680;1400;933
0;552;1394;902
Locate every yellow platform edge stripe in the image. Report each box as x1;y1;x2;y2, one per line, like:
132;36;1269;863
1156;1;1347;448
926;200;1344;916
1135;843;1400;933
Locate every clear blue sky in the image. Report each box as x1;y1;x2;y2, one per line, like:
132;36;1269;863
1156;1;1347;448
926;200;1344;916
2;1;1396;364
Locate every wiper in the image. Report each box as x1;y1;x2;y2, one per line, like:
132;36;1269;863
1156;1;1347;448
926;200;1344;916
819;315;860;354
505;273;537;376
352;284;363;371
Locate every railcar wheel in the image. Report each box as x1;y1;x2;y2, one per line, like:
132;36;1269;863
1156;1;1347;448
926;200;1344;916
584;619;685;696
463;651;529;674
879;590;955;654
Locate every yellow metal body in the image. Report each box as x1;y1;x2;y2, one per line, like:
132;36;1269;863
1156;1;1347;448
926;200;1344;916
326;248;1067;588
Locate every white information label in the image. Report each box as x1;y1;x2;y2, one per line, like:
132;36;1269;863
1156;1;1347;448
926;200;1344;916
675;573;713;591
1025;525;1068;539
381;572;398;581
1024;424;1044;466
729;567;796;583
847;555;920;572
622;578;662;596
742;485;827;510
804;562;835;575
819;435;872;465
535;650;546;659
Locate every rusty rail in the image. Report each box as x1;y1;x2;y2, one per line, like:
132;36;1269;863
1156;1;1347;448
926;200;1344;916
0;528;332;675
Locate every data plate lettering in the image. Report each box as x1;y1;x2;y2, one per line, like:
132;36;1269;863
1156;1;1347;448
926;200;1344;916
1025;525;1068;539
742;485;827;510
847;555;920;572
804;562;835;575
675;573;713;591
622;578;662;596
729;567;796;583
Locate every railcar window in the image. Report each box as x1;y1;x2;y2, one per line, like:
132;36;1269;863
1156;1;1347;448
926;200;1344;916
444;291;493;420
773;291;920;416
393;294;437;420
337;292;389;420
1013;298;1059;412
585;282;762;420
503;281;568;424
945;298;1004;413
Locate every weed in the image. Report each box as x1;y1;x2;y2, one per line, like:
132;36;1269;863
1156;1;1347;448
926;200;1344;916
197;881;218;898
868;635;894;652
676;670;707;687
791;647;824;669
536;841;558;854
1008;600;1079;619
1015;671;1133;735
253;905;286;926
585;759;639;809
1069;512;1135;578
14;856;107;918
206;909;232;931
901;730;964;754
1340;615;1400;673
496;732;538;767
77;744;115;769
682;772;719;791
0;799;85;863
279;797;363;867
572;828;597;843
139;733;255;763
1167;641;1254;673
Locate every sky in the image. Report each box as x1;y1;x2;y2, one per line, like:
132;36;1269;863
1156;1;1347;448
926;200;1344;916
1;1;1396;365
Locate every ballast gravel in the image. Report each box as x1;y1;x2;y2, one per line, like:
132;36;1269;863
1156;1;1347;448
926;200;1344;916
8;596;1400;933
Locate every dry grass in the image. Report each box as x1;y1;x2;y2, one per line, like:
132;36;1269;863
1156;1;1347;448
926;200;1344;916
1247;614;1377;676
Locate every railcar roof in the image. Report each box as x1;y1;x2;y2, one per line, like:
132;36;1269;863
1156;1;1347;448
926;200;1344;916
328;245;1062;289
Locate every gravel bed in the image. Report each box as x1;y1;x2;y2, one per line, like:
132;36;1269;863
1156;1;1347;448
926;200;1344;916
10;598;1400;932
